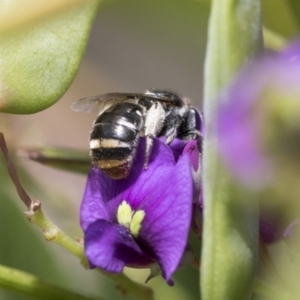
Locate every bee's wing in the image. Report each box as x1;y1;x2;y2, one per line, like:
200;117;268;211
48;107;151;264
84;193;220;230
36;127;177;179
71;92;179;114
71;93;143;114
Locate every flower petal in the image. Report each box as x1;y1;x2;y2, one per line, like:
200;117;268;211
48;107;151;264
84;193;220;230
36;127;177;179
80;137;177;230
182;139;200;172
139;154;193;282
80;136;195;282
217;41;300;189
84;219;153;272
80;168;110;231
280;41;300;62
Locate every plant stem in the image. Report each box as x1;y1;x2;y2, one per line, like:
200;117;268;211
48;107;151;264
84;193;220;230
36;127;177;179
25;200;153;300
0;264;101;300
201;0;263;299
24;200;88;267
1;132;154;300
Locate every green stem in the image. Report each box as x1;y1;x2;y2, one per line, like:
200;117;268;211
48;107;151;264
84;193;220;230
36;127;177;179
201;0;262;299
204;0;263;105
0;263;101;300
1;133;153;300
25;200;154;300
24;200;88;267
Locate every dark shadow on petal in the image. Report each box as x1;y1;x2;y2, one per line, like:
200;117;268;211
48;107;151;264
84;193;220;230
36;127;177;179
85;219;154;273
168;138;186;162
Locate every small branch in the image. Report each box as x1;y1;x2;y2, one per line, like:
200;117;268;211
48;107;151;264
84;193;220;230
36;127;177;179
0;132;154;300
0;132;31;208
0;263;101;300
25;201;154;299
24;200;89;268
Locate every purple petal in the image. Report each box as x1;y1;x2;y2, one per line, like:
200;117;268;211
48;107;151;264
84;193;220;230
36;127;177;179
80;137;176;230
80;168;111;231
279;41;300;63
80;136;195;282
217;41;300;188
168;138;187;162
182;140;200;172
138;154;193;282
84;219;154;272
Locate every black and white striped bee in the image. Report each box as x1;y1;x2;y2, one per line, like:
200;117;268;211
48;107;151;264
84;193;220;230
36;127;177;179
72;89;201;179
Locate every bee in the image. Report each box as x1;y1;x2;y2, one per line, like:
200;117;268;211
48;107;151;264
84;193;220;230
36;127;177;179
71;89;201;179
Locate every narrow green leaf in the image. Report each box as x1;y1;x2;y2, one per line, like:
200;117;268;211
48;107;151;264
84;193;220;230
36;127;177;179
201;0;262;299
0;0;100;114
18;147;90;175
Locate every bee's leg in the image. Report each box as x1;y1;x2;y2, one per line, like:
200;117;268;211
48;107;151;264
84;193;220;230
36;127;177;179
163;106;189;144
178;129;202;141
143;102;165;169
178;130;203;154
164;127;178;144
144;135;154;169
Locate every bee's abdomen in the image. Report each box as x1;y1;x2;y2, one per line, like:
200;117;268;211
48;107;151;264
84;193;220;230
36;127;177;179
89;103;143;179
90;124;138;179
91;123;136;142
91;145;135;179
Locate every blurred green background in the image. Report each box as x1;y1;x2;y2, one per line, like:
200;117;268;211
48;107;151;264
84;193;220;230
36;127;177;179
0;0;300;299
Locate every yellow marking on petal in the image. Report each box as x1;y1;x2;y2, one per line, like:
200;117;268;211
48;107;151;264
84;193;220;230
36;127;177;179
117;200;132;228
130;210;145;238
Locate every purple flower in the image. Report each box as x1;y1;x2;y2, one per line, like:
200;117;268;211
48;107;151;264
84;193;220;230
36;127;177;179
80;137;200;285
217;41;300;189
215;41;300;245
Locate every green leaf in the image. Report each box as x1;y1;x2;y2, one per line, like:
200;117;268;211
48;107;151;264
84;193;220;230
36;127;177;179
0;0;100;114
201;0;261;299
18;147;90;175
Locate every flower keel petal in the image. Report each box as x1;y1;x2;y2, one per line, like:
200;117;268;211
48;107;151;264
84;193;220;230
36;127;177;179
84;220;153;273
